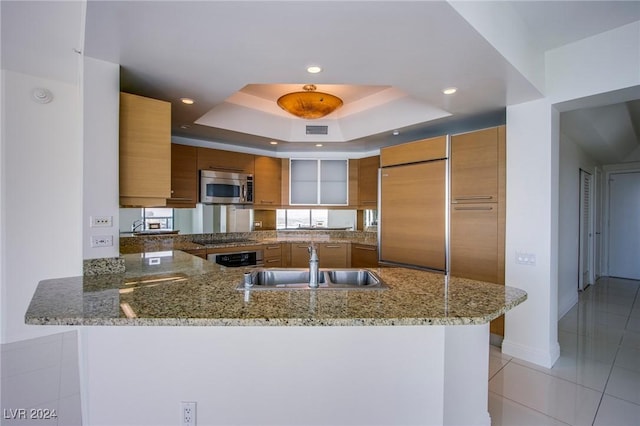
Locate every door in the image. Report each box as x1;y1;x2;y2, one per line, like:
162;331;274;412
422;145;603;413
608;172;640;280
578;169;594;290
380;161;446;270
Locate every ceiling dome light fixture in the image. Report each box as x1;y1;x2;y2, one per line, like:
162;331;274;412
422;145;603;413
277;84;343;119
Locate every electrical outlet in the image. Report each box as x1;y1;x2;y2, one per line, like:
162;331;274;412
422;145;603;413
90;216;113;227
181;402;196;426
91;235;113;248
515;251;536;266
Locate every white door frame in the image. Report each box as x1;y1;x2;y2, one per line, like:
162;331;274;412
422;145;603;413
602;162;640;277
578;169;594;290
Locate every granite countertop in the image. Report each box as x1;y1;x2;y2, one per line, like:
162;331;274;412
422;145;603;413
27;251;526;327
119;231;378;254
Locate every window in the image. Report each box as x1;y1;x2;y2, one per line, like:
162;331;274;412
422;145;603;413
276;209;329;229
143;208;174;230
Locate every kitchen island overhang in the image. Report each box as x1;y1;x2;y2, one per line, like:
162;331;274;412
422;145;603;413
25;251;526;426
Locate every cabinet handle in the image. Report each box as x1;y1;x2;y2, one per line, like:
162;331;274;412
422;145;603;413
296;245;309;249
453;196;493;201
354;246;376;251
265;246;280;250
167;197;193;201
362;200;377;204
453;206;494;211
265;259;280;264
324;245;342;248
260;200;274;204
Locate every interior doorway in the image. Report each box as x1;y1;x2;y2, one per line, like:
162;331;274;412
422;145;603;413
608;171;640;280
578;169;594;290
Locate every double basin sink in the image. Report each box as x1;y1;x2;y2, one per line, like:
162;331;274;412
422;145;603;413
237;268;387;290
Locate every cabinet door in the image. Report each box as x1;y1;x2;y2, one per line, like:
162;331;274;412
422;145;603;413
351;244;378;267
450;203;499;283
451;127;499;203
380;161;446;270
358;156;379;208
119;93;171;207
290;160;319;205
262;244;282;267
318;243;348;268
167;144;197;208
254;156;282;207
380;135;447;167
197;147;254;174
290;244;312;267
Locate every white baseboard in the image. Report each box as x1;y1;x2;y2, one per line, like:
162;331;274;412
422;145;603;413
501;339;560;368
558;293;579;320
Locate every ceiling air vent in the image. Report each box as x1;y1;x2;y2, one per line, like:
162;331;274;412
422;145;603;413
306;125;328;135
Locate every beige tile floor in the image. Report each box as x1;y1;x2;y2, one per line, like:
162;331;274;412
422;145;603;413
489;277;640;425
1;276;638;425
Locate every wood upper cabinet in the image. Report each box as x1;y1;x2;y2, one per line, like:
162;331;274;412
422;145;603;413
358;155;379;208
380;135;447;167
167;144;197;208
451;127;501;203
196;147;254;174
254;156;282;208
119;92;171;207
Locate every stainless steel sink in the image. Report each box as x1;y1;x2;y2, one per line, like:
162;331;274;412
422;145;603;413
237;268;387;290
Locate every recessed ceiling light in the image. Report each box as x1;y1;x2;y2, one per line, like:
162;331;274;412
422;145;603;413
307;66;322;74
392;130;400;136
315;144;323;147
442;87;457;95
180;124;191;129
180;98;195;105
270;141;278;145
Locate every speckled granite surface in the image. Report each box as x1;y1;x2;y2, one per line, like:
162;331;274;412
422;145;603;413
26;250;526;327
119;230;378;254
83;257;126;275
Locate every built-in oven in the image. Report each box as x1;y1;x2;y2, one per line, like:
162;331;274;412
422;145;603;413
208;250;263;267
200;170;253;204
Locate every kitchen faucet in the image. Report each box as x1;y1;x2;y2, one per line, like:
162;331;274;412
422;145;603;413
131;219;144;232
308;243;319;288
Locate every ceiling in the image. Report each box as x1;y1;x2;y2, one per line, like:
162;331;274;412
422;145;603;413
3;1;640;159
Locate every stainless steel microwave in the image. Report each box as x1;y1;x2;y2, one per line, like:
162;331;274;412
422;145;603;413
200;170;253;204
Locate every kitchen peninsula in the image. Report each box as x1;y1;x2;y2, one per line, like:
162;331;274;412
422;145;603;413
26;246;526;425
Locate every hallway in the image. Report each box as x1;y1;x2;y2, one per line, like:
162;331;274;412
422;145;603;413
489;277;640;425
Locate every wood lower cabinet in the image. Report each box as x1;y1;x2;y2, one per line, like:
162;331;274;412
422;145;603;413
450;204;499;282
351;244;378;267
197;147;254;174
288;242;350;268
254;156;282;208
262;243;282;267
289;243;312;267
119;92;171;207
167;144;197;208
317;243;349;268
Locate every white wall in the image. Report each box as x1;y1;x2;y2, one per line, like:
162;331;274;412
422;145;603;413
1;71;83;342
502;99;560;368
558;133;599;318
82;57;120;259
546;21;640;106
